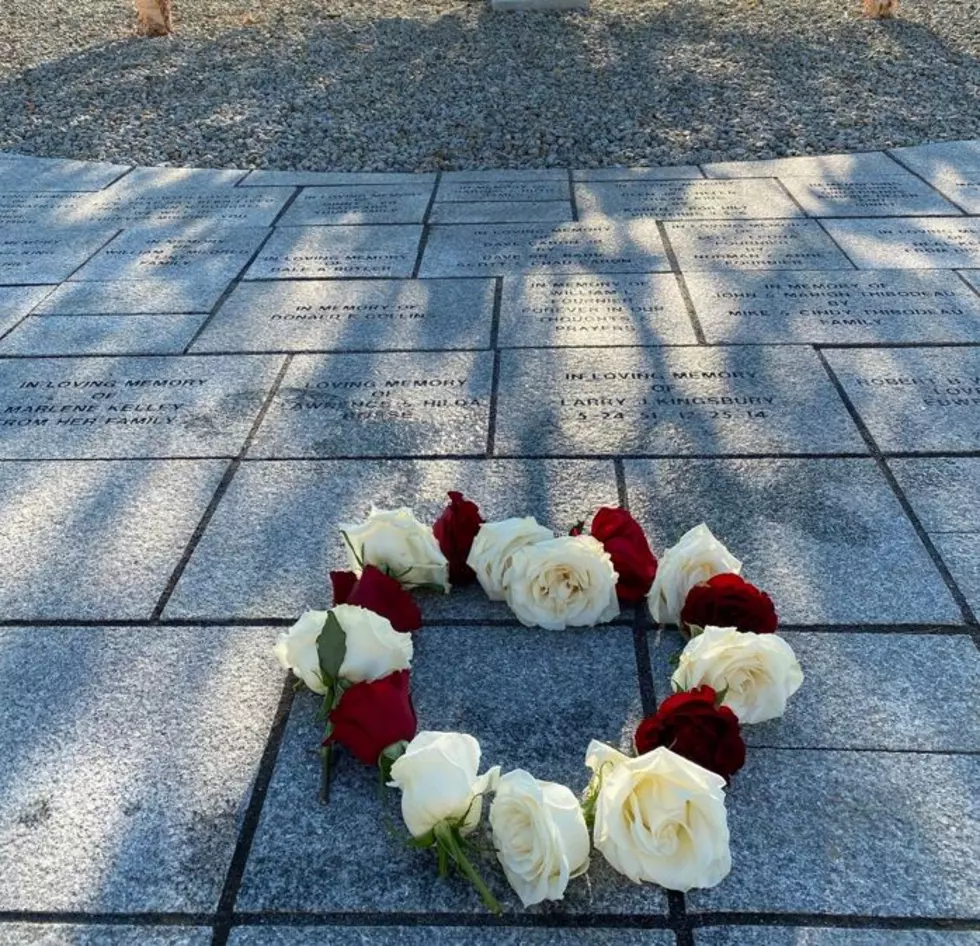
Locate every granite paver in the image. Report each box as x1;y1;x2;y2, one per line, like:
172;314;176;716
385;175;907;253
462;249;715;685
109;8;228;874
694;930;980;946
33;277;229;314
0;227;115;284
823;218;980;269
0;285;53;335
277;185;434;226
0;155;130;192
0;313;207;355
0;929;212;946
229;932;673;946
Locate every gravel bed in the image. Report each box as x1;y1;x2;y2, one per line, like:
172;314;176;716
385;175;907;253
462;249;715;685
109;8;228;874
1;0;978;171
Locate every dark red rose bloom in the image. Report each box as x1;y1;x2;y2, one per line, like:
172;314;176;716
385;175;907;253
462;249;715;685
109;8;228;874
680;572;778;634
329;565;422;633
432;491;484;587
635;686;745;782
589;507;658;605
328;670;417;766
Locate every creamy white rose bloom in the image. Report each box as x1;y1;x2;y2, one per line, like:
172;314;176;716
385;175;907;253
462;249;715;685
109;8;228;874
273;609;331;694
333;603;413;684
648;523;742;625
466;517;555;601
489;769;590;907
505;535;619;630
586;741;731;891
388;731;501;838
340;506;450;592
671;625;803;724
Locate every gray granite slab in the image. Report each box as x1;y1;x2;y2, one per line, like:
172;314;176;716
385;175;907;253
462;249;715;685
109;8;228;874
0;193;97;227
241;170;437;187
702;151;910;180
888;458;980;531
665;221;853;271
0;354;284;458
107;166;248;190
230;930;673;946
0;313;207;356
191;278;493;353
572;166;703;181
0;625;282;910
687;749;980;916
624;458;961;624
890;140;980;180
696;929;980;946
823;347;980;453
0;927;212;946
575;180;801;220
441;169;568;183
779;177;962;217
0;228;115;284
0;459;226;619
69;189;290;227
277;185;434;226
419;220;670;277
33;277;229;314
428;201;573;224
962;270;980;294
163;458;619;620
823;218;980;270
249;351;492;457
0;286;53;335
685;269;980;344
920;176;980;215
245;225;421;279
0;155;130;192
437;179;570;202
495;346;866;457
932;534;980;616
68;224;270;283
498;273;696;347
238;624;664;916
651;630;979;750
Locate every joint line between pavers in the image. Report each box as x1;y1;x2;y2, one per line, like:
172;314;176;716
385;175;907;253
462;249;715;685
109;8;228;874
770;176;810;216
567;168;580;221
886;149;976;216
485;349;502;457
100;165;136;190
0;283;60;344
61;227;125;281
421;171;441;223
814;348;979;629
954;270;980;301
267;185;304;228
654;221;707;344
666;891;694;943
812;217;861;270
227;911;674;929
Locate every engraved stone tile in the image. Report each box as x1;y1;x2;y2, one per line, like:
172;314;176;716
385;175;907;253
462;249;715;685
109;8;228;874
665;221;853;271
0;314;207;356
702;151;910;179
932;534;980;615
0;625;282;909
685;270;980;344
230;930;674;946
441;169;568;183
163;459;619;620
34;277;229;314
191;278;493;353
0;927;212;946
437;179;570;202
698;928;980;946
779;177;962;217
0;193;109;228
419;220;670;277
498;273;696;347
0;354;284;459
0;228;114;284
625;458;960;624
250;351;492;457
241;171;437;187
277;185;433;226
572;166;703;181
0;156;130;192
0;460;227;619
688;750;980;916
922;176;980;214
106;166;248;191
245;225;422;279
823;218;980;269
962;270;980;294
69;224;270;283
427;201;573;224
0;286;54;334
575;180;801;220
890;140;980;181
238;625;663;916
823;347;980;453
495;346;866;457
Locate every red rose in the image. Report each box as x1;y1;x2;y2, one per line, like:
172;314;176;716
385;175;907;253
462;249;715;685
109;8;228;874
589;507;658;605
680;573;778;634
328;670;417;766
432;491;484;586
330;565;422;632
635;686;745;781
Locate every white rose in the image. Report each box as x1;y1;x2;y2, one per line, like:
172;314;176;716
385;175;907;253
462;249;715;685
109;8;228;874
466;517;555;601
586;741;731;891
648;523;742;625
333;603;413;684
388;731;500;838
489;769;590;907
671;625;803;724
273;609;330;694
504;535;619;630
340;506;450;592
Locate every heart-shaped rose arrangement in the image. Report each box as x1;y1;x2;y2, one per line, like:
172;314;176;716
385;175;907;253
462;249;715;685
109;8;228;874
274;493;803;911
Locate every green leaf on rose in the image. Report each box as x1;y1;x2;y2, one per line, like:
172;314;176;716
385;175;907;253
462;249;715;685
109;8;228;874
378;740;409;786
317;610;348;687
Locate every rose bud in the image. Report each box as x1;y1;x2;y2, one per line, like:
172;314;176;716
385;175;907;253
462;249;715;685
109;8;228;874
590;508;658;605
327;670;418;767
433;491;484;586
634;686;745;782
330;565;422;633
680;573;778;635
